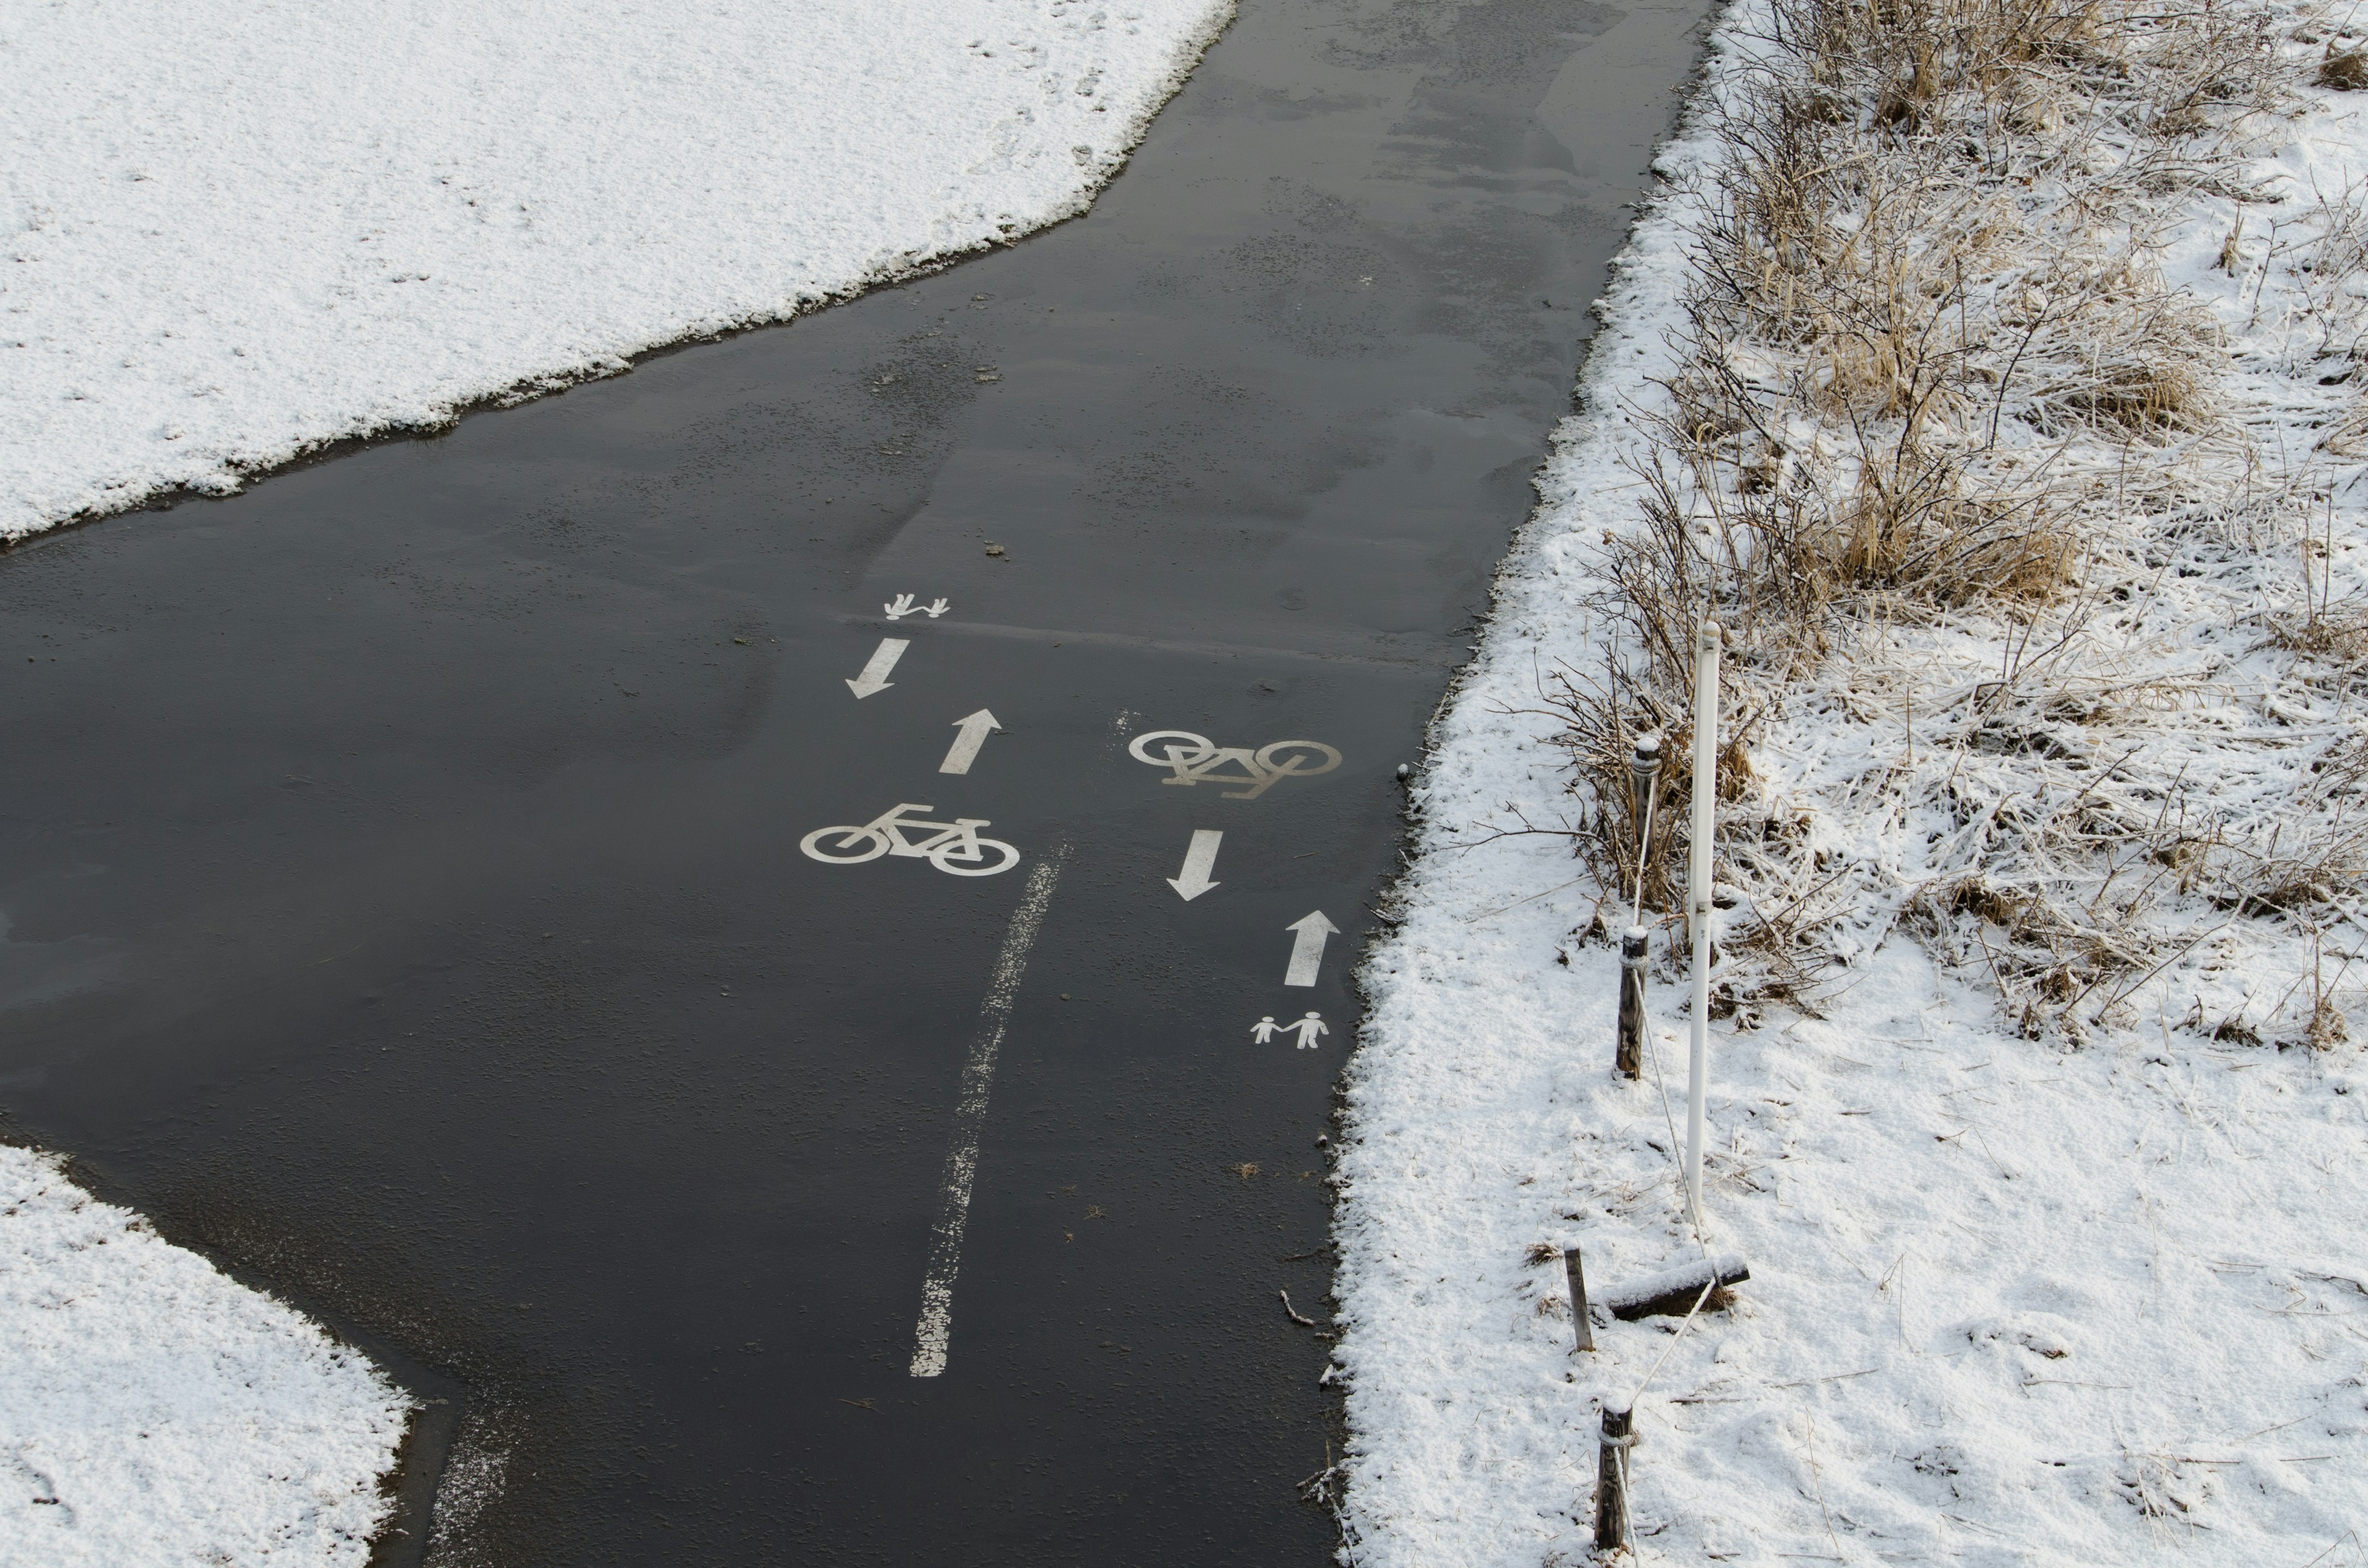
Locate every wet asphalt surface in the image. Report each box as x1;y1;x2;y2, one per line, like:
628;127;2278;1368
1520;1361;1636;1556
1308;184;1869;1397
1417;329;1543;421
0;1;1709;1562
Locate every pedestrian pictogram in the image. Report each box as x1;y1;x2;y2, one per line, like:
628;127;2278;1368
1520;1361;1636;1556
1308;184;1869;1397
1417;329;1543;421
884;593;950;620
1251;1012;1328;1049
800;804;1020;877
1127;731;1341;799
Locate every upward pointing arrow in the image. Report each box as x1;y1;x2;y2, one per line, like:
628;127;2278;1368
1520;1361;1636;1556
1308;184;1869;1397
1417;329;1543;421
1283;911;1338;987
939;709;1003;775
845;638;909;699
1166;829;1223;901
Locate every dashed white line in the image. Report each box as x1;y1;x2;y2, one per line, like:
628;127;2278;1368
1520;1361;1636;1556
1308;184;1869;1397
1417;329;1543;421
908;845;1069;1378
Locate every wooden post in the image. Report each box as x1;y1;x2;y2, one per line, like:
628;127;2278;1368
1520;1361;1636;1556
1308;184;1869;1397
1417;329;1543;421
1593;1405;1633;1553
1628;734;1663;831
1618;732;1663;1086
1626;734;1663;921
1615;926;1648;1079
1563;1246;1596;1353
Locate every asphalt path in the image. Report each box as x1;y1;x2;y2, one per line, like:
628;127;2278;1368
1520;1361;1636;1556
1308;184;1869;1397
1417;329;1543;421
0;1;1708;1561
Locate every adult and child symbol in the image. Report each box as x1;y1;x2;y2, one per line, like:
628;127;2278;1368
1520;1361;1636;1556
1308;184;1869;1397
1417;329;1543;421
1252;1012;1330;1050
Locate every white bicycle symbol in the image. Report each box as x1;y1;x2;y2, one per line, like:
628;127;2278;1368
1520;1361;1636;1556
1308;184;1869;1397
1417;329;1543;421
799;803;1021;877
1126;731;1342;800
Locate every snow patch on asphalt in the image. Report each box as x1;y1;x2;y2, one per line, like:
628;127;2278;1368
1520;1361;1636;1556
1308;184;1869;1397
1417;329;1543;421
0;1145;412;1566
0;0;1233;540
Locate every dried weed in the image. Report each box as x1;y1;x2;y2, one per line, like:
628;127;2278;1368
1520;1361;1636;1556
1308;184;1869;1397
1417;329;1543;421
1536;0;2367;1037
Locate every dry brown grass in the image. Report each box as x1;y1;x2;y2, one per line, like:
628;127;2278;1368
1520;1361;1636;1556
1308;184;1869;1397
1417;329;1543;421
1535;0;2368;1038
2317;45;2368;89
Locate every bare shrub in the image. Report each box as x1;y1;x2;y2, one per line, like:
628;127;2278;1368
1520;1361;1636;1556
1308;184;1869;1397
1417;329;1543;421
1530;0;2368;1038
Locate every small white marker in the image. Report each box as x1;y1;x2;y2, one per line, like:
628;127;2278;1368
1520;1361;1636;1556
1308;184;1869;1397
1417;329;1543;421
846;638;908;699
939;709;1002;774
1283;910;1338;987
1166;829;1223;901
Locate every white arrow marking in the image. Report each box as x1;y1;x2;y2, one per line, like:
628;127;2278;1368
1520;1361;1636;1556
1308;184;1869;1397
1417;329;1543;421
1166;829;1224;901
845;638;909;699
1283;910;1338;987
939;709;1003;774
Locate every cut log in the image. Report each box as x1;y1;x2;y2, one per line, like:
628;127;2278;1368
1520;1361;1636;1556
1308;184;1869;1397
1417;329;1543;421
1595;1253;1749;1321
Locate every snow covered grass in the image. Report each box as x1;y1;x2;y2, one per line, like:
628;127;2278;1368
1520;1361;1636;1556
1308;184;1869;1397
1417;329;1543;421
0;0;1234;541
1341;917;2368;1565
1333;0;2368;1560
0;1144;413;1566
1540;0;2368;1046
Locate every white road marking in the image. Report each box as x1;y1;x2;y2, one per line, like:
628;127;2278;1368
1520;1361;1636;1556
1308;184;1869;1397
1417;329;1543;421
1101;708;1139;759
884;593;951;620
910;847;1069;1378
1166;829;1223;901
845;638;908;699
938;708;1003;775
1127;731;1341;799
1283;909;1338;987
799;804;1019;877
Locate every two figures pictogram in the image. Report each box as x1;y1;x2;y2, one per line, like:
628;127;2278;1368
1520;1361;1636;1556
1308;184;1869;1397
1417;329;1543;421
1252;1012;1328;1050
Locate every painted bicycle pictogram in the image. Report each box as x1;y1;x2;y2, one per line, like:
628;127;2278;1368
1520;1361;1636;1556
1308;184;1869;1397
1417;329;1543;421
799;803;1021;877
1126;731;1342;800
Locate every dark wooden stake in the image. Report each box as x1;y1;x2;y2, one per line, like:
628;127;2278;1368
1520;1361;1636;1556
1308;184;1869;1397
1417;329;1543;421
1616;926;1648;1079
1563;1246;1595;1353
1593;1405;1633;1553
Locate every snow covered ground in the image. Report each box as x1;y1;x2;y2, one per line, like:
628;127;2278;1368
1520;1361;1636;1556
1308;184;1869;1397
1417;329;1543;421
0;1146;413;1566
1332;4;2368;1564
3;1;1230;1556
1;0;1233;541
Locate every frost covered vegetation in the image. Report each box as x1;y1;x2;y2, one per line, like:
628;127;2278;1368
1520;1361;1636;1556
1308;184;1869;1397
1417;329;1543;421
1331;0;2368;1561
1547;0;2368;1046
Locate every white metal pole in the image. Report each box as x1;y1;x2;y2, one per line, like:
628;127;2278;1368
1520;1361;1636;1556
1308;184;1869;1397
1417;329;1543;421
1685;618;1721;1231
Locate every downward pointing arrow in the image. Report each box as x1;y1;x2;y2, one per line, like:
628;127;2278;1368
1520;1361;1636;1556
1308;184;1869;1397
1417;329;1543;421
1283;910;1338;987
1166;829;1223;901
845;638;909;699
939;709;1003;774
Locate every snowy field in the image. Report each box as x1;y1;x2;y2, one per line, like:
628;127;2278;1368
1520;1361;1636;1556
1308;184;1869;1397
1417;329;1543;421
1;0;1234;541
2;1;1229;1558
1333;1;2368;1563
0;1147;412;1567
